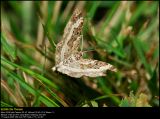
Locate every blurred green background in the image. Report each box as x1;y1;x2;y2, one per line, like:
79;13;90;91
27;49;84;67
1;1;159;107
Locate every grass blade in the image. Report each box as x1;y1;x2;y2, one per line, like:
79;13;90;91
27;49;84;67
1;57;59;90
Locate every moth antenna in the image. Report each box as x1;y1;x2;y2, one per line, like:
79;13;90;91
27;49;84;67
82;50;96;53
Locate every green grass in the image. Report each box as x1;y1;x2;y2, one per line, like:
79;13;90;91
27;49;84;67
1;1;159;107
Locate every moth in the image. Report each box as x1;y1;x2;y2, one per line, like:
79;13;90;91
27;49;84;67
52;9;117;78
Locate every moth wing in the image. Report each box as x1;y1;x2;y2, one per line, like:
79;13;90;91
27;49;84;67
55;9;83;64
56;53;117;78
63;9;82;40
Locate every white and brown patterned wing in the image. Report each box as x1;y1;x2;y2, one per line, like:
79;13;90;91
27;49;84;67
55;52;117;78
55;9;84;65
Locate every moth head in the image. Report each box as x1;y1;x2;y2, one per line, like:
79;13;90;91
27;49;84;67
52;66;56;72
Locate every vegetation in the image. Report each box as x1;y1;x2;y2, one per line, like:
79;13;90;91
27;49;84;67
1;1;159;107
